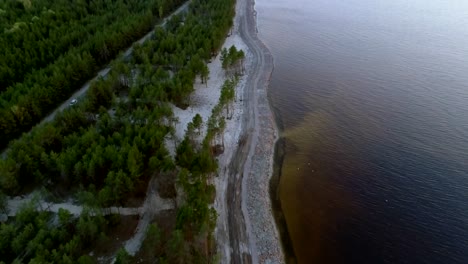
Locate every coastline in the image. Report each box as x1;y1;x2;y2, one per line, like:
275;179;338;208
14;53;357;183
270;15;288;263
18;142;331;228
240;0;284;261
213;0;285;262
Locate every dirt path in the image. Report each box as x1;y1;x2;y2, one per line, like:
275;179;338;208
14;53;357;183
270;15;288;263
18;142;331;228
4;191;174;218
122;177;175;256
5;175;176;262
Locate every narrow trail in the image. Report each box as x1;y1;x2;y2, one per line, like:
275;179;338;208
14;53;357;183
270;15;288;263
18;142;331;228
4;190;174;218
4;177;176;262
122;176;175;256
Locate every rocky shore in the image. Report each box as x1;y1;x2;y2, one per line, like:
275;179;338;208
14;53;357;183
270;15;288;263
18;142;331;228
213;0;285;262
239;0;284;262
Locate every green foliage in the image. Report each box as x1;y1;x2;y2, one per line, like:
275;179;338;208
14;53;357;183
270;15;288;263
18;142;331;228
115;248;132;264
0;202;110;263
0;0;237;261
167;229;189;263
77;255;95;264
221;45;245;76
141;223;163;260
0;191;6;213
0;0;187;149
220;78;237;118
193;114;203;130
176;137;196;168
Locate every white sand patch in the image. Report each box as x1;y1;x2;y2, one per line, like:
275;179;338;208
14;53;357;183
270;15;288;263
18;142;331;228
211;38;254;264
164;28;252;264
169;33;250;145
4;193;173;218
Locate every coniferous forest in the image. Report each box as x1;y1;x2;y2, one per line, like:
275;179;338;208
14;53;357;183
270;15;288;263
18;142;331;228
0;0;239;262
0;0;185;149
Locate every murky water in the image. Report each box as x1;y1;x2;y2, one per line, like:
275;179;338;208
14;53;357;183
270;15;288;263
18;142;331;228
256;0;468;263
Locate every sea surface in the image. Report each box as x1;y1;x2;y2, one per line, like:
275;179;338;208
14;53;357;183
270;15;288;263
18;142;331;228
255;0;468;263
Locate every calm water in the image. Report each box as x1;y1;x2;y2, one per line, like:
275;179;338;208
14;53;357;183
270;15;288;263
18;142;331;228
256;0;468;263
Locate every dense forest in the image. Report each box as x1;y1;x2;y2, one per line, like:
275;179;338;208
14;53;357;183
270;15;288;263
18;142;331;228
0;0;186;149
0;0;239;262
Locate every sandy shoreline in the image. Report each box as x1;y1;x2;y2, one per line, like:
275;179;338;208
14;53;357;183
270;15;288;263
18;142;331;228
213;0;285;262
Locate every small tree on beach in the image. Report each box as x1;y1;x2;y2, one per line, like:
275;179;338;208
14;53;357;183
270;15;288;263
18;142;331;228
220;79;235;119
193;114;203;135
220;45;245;77
200;64;209;87
0;191;7;214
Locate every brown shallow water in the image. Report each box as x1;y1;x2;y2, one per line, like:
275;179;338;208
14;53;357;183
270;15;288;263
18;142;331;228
257;0;468;263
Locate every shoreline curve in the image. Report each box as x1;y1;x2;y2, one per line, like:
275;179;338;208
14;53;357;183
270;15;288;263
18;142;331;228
238;0;285;262
214;0;285;261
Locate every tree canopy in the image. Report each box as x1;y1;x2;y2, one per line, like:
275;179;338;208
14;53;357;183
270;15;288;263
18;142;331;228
0;0;237;261
0;0;186;149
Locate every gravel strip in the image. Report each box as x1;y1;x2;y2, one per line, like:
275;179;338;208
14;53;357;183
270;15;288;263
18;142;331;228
238;0;285;262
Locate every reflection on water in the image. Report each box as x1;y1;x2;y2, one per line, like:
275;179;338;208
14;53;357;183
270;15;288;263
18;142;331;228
257;0;468;263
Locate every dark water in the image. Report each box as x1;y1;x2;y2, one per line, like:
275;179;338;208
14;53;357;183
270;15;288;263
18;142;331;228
256;0;468;263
